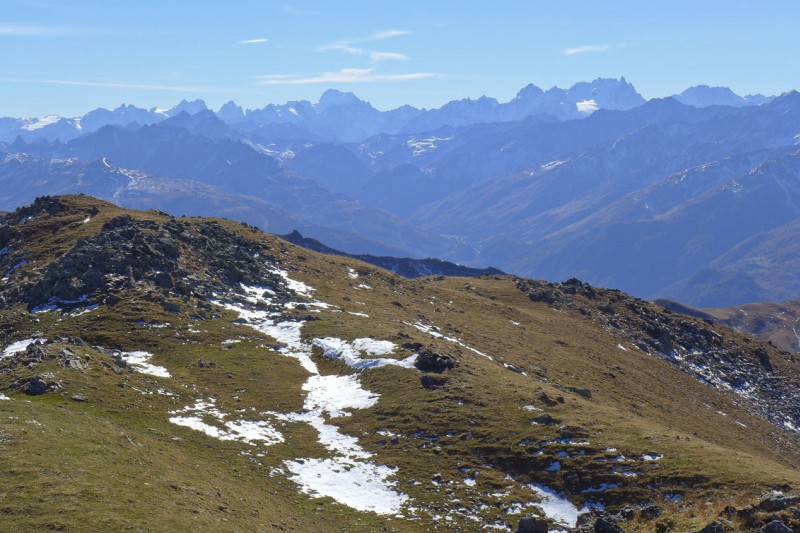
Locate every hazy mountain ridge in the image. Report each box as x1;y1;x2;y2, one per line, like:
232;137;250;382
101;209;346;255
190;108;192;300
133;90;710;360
3;78;765;145
2;82;799;307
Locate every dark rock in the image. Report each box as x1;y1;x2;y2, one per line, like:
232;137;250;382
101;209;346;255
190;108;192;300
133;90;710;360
754;348;773;372
538;391;562;407
420;375;448;389
517;517;549;533
163;301;181;313
558;426;589;439
575;510;624;533
761;520;792;533
639;505;663;520
414;349;458;373
758;496;800;512
26;376;51;395
532;414;560;426
565;386;592;399
594;517;625;533
696;519;728;533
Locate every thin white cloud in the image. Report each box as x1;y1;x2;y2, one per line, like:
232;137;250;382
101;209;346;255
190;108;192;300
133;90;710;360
369;51;409;62
367;30;410;41
240;38;269;44
253;68;440;85
320;42;364;55
562;44;610;55
0;24;96;37
0;77;246;94
320;41;408;62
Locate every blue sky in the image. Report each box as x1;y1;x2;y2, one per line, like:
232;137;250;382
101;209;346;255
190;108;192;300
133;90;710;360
2;0;799;117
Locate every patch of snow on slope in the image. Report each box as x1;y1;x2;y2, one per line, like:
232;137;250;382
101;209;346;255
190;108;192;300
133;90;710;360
285;457;407;514
119;351;171;378
22;115;61;131
405;321;493;360
312;337;417;370
210;271;411;515
170;398;283;445
528;484;587;529
303;374;378;418
2;338;41;358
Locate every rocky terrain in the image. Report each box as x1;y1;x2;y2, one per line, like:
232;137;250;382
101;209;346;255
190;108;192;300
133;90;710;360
0;196;798;532
280;230;504;279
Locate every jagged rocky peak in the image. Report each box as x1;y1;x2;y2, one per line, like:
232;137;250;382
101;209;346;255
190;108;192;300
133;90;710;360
166;98;208;117
316;88;367;111
216;100;245;122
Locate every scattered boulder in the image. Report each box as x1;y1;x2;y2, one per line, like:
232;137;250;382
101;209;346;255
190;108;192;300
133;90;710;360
414;348;457;373
640;505;663;520
757;496;800;512
761;520;792;533
558;425;589;439
538;391;564;407
420;375;448;389
574;510;624;532
696;519;729;533
532;414;560;426
26;376;54;395
517;517;549;533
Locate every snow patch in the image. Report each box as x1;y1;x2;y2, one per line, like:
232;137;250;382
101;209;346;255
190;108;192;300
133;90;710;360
2;338;41;358
169;398;283;446
405;321;493;360
529;484;587;528
303;374;378;418
285;458;407;514
119;351;171;378
22;115;61;131
312;337;417;371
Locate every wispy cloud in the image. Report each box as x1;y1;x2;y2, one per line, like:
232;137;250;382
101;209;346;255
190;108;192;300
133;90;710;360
254;68;440;85
368;51;408;62
0;24;96;37
0;77;246;94
562;44;610;55
366;29;410;41
319;29;412;63
240;38;269;44
319;42;409;63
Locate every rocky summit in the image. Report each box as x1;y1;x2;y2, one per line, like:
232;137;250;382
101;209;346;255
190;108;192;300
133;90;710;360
0;195;798;532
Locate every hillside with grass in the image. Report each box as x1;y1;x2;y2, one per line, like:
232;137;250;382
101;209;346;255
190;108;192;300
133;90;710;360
0;195;798;532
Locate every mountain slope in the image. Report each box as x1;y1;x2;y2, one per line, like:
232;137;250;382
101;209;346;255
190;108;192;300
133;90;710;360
0;196;798;531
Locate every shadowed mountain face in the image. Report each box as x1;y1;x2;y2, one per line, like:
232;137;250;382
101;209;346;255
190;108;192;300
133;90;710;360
0;195;798;531
2;82;799;307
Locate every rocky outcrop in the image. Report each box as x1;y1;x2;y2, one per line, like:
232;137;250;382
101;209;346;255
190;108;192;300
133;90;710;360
0;197;301;313
516;277;800;440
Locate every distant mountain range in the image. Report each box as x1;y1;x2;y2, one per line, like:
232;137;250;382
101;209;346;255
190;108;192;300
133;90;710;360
1;78;798;307
0;78;773;145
